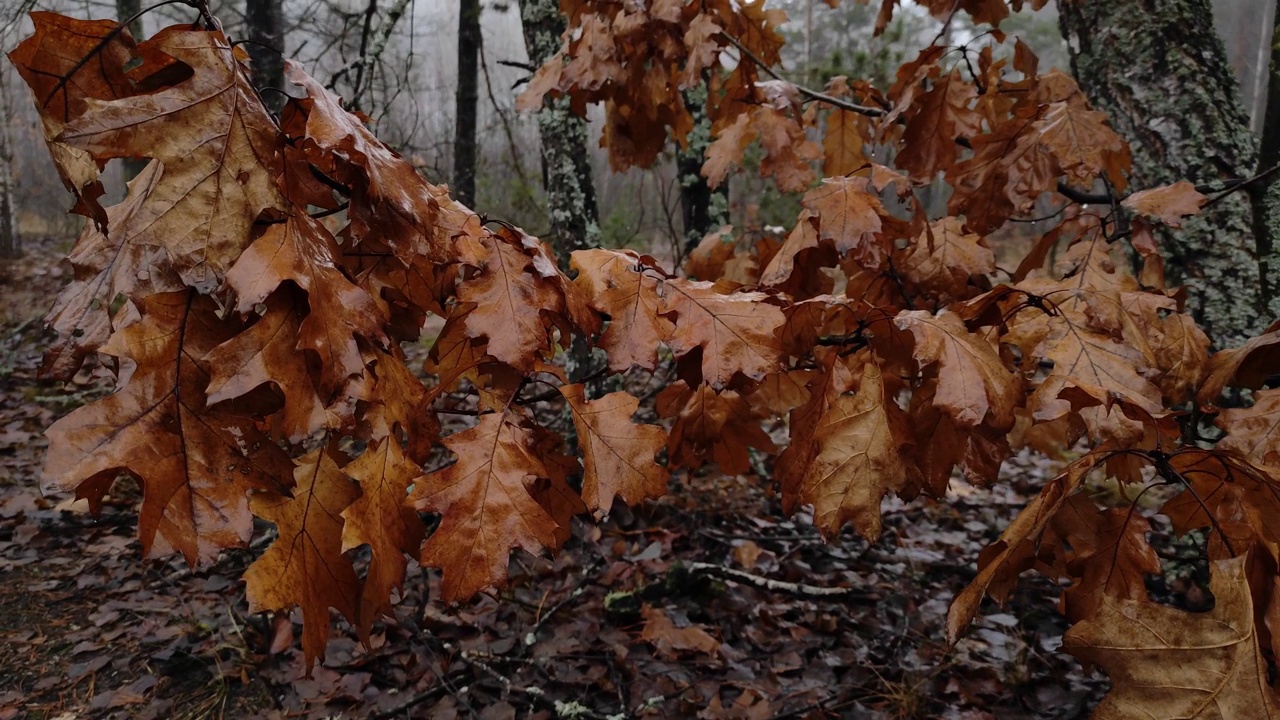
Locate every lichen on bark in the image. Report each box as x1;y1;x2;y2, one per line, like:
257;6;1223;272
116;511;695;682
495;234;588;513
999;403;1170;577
519;0;601;267
1060;0;1277;346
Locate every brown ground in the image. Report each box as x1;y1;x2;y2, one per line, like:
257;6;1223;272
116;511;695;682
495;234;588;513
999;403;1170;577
0;235;1105;719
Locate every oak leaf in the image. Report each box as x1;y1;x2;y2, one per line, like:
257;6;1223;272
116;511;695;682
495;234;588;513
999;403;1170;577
785;362;910;541
1122;181;1207;228
801;177;887;268
640;606;721;659
1064;556;1280;719
893;310;1019;430
409;412;568;603
571;249;673;373
43;292;293;566
659;382;775;475
660;280;785;388
341;438;426;638
226;215;386;395
561;384;668;517
203;290;337;443
244;449;361;671
53;26;287;291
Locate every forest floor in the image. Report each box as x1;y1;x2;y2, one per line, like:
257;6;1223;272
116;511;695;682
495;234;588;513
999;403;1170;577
0;235;1106;720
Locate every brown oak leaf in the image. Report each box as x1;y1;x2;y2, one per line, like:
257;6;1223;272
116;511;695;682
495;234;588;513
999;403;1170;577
562;384;668;516
244;449;361;671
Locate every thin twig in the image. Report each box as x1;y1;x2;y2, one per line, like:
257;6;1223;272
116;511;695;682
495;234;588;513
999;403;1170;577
684;562;876;600
720;33;886;117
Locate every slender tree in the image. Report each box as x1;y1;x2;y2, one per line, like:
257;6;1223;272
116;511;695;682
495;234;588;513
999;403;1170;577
246;0;285;112
454;0;481;208
1059;0;1280;346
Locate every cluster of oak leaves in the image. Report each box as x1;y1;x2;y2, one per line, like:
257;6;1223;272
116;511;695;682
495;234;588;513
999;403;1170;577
10;0;1280;713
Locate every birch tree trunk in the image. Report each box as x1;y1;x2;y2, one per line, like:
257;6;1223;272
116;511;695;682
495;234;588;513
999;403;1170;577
519;0;600;266
1059;0;1278;346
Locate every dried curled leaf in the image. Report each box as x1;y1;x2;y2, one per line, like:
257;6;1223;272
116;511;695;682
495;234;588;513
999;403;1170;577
1064;556;1280;718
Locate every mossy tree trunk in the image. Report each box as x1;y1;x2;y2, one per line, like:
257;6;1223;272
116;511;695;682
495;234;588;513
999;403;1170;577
519;0;601;267
1251;9;1280;326
678;83;729;258
1059;0;1279;346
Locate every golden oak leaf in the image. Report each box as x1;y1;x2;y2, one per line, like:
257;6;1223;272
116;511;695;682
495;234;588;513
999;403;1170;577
759;210;825;289
788;362;909;541
358;345;434;461
226;215;386;395
946;454;1097;642
1121;181;1207;228
1217;389;1280;477
703;112;755;189
456;232;567;373
562;384;668;516
409;412;566;603
660;280;785;388
203;290;337;443
571;249;673;372
823;106;870;177
893;310;1020;430
244;449;361;671
659;382;775;475
1033;101;1131;192
340;438;425;638
43;291;294;566
1064;556;1280;719
54;26;286;291
894;69;980;180
801;177;888;268
750;369;819;416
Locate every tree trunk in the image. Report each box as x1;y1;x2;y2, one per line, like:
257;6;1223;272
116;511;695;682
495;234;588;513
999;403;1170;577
1059;0;1275;346
246;0;285;113
0;75;17;259
519;0;601;266
117;0;148;182
678;84;730;258
454;0;481;208
1251;8;1280;328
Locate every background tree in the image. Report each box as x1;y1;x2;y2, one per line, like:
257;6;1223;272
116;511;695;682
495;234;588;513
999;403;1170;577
245;0;284;112
454;0;480;207
1059;0;1278;346
517;0;600;264
116;0;147;181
